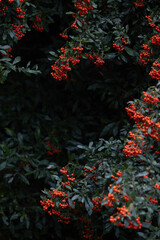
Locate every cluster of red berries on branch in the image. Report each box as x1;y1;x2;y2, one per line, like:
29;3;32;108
138;16;160;67
108;182;142;229
125;103;160;141
149;61;160;80
134;0;144;7
138;44;150;66
60;168;75;187
40;190;71;224
145;15;160;33
63;0;93;32
123;140;142;157
121;38;129;45
59;33;68;40
83;165;98;181
85;53;104;66
113;41;124;52
45;140;61;156
16;7;25;18
74;0;93;16
50;46;105;81
51;47;83;81
11;24;26;40
112;37;129;52
143;91;160;105
51;0;105;81
151;34;160;46
32;14;44;32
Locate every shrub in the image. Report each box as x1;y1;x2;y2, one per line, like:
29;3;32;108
40;0;160;239
41;83;160;239
0;0;160;239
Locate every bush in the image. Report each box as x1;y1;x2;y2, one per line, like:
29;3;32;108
0;0;160;239
41;84;160;239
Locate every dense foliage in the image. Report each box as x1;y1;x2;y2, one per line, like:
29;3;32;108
0;0;160;239
41;85;160;239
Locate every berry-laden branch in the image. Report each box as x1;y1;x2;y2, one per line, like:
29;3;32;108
41;1;160;239
41;83;160;239
50;0;106;81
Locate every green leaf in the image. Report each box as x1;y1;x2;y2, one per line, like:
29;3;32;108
5;128;16;137
72;195;79;201
66;11;75;15
125;47;135;56
85;199;93;215
13;56;21;65
17;133;23;145
0;45;10;50
115;228;120;238
0;161;7;171
19;174;30;185
136;171;148;177
47;163;57;169
137;232;146;239
8;177;14;183
10;214;19;221
68;198;75;208
2;216;9;225
77;20;82;27
49;51;58;57
9;31;15;39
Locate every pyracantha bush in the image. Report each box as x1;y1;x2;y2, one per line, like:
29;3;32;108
49;0;160;82
40;1;160;239
0;0;160;239
41;83;160;239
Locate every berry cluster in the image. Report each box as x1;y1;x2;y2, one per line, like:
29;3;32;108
60;168;75;188
45;140;61;155
59;33;68;40
32;14;44;32
138;44;150;66
85;53;104;66
50;0;105;81
71;21;79;29
121;38;129;45
143;91;160;105
151;34;160;46
123;140;142;157
83;165;97;181
145;15;160;33
40;190;71;224
92;197;102;212
134;0;144;7
16;7;25;18
149;61;160;80
74;0;93;16
125;103;160;141
11;24;26;40
113;41;124;52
